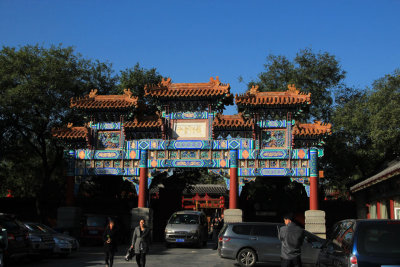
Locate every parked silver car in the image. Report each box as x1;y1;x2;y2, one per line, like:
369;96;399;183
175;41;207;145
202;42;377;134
22;222;55;258
218;222;323;267
164;210;208;248
26;223;79;257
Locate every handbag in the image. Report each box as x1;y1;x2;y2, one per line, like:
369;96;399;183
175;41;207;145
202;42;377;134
124;247;134;261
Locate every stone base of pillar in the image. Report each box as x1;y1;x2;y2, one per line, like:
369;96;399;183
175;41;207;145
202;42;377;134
305;210;326;239
223;209;243;224
56;206;82;238
131;208;153;240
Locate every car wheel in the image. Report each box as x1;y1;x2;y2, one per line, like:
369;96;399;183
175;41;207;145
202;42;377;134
237;248;257;267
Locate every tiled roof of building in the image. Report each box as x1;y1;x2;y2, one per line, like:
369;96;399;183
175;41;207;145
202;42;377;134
235;84;311;106
124;115;164;129
183;184;228;195
144;77;231;99
70;89;139;110
213;113;254;128
350;161;400;193
292;121;332;136
52;123;89;140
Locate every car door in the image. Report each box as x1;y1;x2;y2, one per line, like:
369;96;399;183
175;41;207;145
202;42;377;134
301;231;323;265
250;224;281;263
318;223;341;267
318;221;352;267
319;241;343;267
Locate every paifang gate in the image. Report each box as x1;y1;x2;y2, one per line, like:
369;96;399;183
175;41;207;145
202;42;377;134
53;77;331;214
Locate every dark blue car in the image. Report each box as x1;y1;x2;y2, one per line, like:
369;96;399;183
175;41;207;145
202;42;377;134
317;219;400;267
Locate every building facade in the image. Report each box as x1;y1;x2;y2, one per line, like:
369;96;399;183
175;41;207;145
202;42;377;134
350;161;400;219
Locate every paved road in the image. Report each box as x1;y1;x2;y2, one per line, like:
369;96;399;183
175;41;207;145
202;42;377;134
9;242;245;267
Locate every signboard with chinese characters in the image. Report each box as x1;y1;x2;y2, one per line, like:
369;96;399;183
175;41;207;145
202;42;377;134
172;121;208;139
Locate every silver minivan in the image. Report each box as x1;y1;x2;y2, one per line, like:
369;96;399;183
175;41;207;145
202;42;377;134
164;210;208;248
218;222;323;267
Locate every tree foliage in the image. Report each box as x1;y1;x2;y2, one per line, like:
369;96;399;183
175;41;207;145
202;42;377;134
0;45;116;206
322;70;400;192
249;48;346;121
114;63;163;96
114;63;163;116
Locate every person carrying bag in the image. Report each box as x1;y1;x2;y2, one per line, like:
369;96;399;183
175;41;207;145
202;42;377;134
130;219;150;267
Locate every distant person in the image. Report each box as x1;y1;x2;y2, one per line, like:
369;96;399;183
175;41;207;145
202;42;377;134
278;213;305;267
212;213;224;249
131;219;150;267
103;219;118;267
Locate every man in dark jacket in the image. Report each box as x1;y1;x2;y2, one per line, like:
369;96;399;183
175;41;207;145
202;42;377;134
278;213;305;267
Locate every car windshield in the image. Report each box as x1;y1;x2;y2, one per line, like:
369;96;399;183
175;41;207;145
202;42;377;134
29;223;56;234
169;214;199;224
219;224;228;237
357;221;400;257
25;223;43;232
38;224;57;234
86;216;107;227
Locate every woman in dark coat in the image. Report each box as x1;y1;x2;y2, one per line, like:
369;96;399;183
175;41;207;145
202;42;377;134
131;219;150;267
103;219;118;267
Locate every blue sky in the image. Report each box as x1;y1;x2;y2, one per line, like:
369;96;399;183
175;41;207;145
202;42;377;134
1;0;399;114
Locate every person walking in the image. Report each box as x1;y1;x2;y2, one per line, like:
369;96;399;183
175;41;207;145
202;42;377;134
131;219;150;267
212;214;224;249
278;213;305;267
103;219;118;267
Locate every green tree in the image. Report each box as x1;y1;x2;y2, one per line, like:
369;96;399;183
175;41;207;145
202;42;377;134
249;48;346;121
0;44;117;216
368;70;400;158
113;63;163;116
323;70;400;193
114;63;163;96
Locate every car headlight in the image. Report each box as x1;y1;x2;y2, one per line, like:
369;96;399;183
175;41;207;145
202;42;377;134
30;235;42;242
165;229;174;234
190;230;198;235
54;237;70;245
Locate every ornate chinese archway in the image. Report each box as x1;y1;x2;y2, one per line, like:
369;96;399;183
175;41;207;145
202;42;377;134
53;77;331;213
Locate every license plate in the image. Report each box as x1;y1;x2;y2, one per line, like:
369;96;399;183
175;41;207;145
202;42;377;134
176;238;184;242
89;230;98;235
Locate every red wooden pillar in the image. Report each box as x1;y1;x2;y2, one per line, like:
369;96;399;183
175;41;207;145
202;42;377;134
390;199;395;219
138;150;148;208
377;201;381;219
309;148;319;210
229;150;238;209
